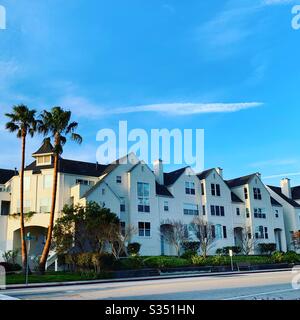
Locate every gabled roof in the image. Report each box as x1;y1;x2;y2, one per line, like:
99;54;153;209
292;186;300;200
25;158;109;177
225;173;257;188
231;192;244;203
271;197;282;207
268;185;300;208
0;169;17;184
32;140;54;155
156;182;173;198
197;169;215;180
164;167;188;186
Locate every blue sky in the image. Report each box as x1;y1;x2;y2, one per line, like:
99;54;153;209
0;0;300;186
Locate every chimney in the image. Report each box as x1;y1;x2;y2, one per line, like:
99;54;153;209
153;159;164;185
96;161;99;170
280;178;291;198
216;167;223;178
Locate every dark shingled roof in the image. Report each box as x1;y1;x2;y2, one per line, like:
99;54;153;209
231;192;244;203
226;173;257;188
292;186;300;200
268;185;300;208
271;197;282;207
197;169;214;180
156;182;173;198
164;167;188;186
25;158;109;177
33;140;54;155
0;169;17;184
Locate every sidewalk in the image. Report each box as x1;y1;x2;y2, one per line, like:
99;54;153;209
2;267;294;291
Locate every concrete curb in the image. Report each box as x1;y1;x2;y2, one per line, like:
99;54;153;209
2;267;294;291
0;294;19;300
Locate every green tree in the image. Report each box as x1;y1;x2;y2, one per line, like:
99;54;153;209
53;202;120;255
38;107;82;273
5;105;38;273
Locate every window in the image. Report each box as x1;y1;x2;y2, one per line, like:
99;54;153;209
246;208;250;218
164;201;169;212
185;182;195;195
76;179;93;186
255;226;265;239
210;205;225;217
275;210;279;218
102;188;105;195
120;198;125;212
116;176;122;184
211;184;216;196
254;208;266;219
201;183;205;195
183;203;199;215
265;227;269;239
37;155;51;166
202;205;206;216
253;188;262;200
236;208;240;216
24;177;30;192
120;222;126;236
223;226;227;239
137;182;150;213
244;187;248;200
43;175;52;189
138;222;151;237
216;184;221;196
40;198;50;213
211;225;216;239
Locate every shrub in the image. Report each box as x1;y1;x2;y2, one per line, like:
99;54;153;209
127;243;141;256
272;251;285;263
0;262;22;272
182;241;200;252
191;255;207;266
284;251;300;263
91;253;115;272
116;257;144;270
258;243;277;255
143;256;190;268
2;250;19;265
181;250;197;260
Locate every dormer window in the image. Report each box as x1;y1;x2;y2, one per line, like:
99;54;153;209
36;155;52;166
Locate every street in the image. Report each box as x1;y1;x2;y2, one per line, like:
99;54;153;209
1;270;300;300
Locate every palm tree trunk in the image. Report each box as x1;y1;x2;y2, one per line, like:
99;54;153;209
20;134;28;274
39;152;59;274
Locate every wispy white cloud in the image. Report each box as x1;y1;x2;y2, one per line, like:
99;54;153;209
59;96;263;118
249;158;298;168
263;0;296;6
111;102;263;116
264;172;300;179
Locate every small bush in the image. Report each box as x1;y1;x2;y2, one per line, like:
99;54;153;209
258;243;277;255
181;250;197;260
284;251;300;263
0;262;22;272
191;255;207;266
116;257;144;270
143;256;190;268
127;243;141;256
272;251;285;263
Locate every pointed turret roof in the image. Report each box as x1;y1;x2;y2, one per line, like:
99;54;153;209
32;140;54;156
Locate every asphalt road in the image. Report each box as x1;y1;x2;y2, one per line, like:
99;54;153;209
2;270;300;300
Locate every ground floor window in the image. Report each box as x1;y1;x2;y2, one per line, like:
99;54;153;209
139;222;151;237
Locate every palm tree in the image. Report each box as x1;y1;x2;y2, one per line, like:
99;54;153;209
5;105;38;273
38;107;82;273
